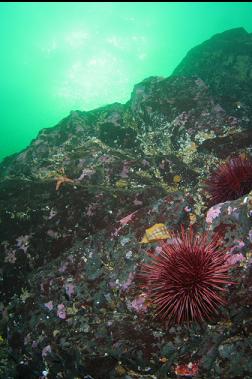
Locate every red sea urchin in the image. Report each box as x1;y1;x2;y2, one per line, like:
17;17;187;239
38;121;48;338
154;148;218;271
204;155;252;206
138;227;233;325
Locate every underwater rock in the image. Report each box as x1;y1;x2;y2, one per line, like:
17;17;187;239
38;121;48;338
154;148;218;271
173;27;252;117
1;28;252;378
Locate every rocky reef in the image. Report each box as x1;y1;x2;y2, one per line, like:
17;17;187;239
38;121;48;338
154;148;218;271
0;28;252;379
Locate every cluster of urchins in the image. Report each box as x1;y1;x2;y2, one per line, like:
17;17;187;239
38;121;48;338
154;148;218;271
138;155;252;325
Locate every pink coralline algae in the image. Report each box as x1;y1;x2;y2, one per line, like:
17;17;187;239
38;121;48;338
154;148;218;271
227;253;245;265
248;229;252;242
130;295;148;314
184;206;191;213
121;272;134;291
227;206;237;215
58;262;68;273
119;210;138;226
44;301;53;311
155;246;163;254
42;345;52;358
228;240;245;254
109;280;118;289
32;340;38;349
206;204;223;224
112;210;138;236
57;304;66;319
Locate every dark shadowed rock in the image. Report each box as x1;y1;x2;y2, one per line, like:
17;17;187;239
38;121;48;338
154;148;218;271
173;27;252;117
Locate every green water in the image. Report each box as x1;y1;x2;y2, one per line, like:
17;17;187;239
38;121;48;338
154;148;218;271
1;2;252;162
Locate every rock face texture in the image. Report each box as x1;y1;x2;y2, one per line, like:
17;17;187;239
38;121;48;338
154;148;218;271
173;27;252;118
0;28;252;379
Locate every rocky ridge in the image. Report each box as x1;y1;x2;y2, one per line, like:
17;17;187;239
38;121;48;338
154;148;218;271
0;28;252;379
